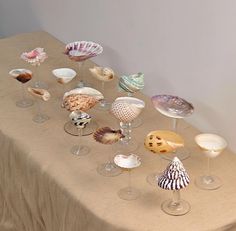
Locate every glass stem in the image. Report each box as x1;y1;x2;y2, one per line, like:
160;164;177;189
207;157;211;177
77;128;82;152
100;81;106;105
120;122;132;144
36;100;42;117
78;61;84;84
128;169;132;189
172;190;181;205
172;118;178;132
21;83;26;101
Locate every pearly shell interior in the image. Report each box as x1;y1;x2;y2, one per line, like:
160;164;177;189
52;68;76;84
114;154;141;169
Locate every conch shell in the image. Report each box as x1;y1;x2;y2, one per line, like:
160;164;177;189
69;111;91;129
27;87;51;101
89;66;115;82
93;127;124;144
9;69;32;83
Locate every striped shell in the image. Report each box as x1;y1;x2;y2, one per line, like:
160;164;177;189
9;69;32;83
89;66;115;82
158;157;190;190
69;111;91;129
27;87;51;101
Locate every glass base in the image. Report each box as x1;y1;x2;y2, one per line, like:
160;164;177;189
97;162;122;177
77;81;92;88
161;147;190;161
195;175;222;190
131;117;143;128
161;199;191;216
96;101;111;111
71;145;90;156
146;172;161;186
118;186;140;200
31;81;49;89
33;114;49;123
16;98;34;108
64;120;98;136
113;139;138;154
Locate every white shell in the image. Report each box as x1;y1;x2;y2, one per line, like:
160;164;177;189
52;68;76;84
89;66;115;82
114;154;141;169
27;87;51;101
195;133;227;158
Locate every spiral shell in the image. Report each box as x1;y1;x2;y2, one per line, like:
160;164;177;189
27;87;50;101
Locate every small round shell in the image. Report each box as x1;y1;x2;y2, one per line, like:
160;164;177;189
27;87;51;101
90;66;115;82
9;69;32;83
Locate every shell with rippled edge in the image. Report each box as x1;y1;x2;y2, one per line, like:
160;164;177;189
21;48;47;66
119;72;144;94
114;154;141;169
27;87;51;101
69;111;91;129
158;157;190;190
52;68;76;84
89;66;115;82
151;94;194;119
145;130;184;154
110;97;145;123
9;69;32;84
64;41;103;62
93;127;124;145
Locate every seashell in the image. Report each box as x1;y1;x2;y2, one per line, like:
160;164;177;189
195;133;227;158
64;41;103;62
69;111;91;129
158;157;190;190
110;97;145;123
63;87;104;101
145;130;184;154
52;68;76;84
21;48;47;65
89;66;115;82
93;127;124;145
27;87;51;101
119;72;144;94
9;69;32;83
151;94;194;119
114;154;141;169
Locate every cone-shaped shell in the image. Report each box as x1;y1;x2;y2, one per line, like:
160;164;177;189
158;157;190;190
52;68;76;84
145;130;184;154
89;66;115;82
69;111;91;129
28;87;50;101
114;154;141;169
9;69;32;84
110;97;145;123
93;127;124;145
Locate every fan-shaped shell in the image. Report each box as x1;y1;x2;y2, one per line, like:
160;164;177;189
114;154;141;169
89;66;115;82
9;69;32;83
27;87;50;101
52;68;76;84
69;111;91;129
21;48;47;65
110;97;145;123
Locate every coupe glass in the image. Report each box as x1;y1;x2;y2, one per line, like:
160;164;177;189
195;133;227;190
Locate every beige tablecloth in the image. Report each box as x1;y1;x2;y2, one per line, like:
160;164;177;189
0;31;236;231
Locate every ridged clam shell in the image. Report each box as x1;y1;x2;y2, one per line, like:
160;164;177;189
151;95;194;119
52;68;76;84
93;127;124;145
119;72;144;93
110;97;145;123
89;66;115;82
158;157;190;190
114;154;141;169
69;111;91;129
9;69;32;83
27;87;50;101
145;130;184;154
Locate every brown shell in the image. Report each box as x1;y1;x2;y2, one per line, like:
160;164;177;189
16;72;32;83
93;127;124;144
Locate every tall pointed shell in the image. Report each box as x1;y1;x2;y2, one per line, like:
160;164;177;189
114;154;141;169
89;66;115;82
69;111;91;129
52;68;76;84
27;87;50;101
110;97;145;123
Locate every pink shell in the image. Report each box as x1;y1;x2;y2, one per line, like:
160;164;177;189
21;48;47;65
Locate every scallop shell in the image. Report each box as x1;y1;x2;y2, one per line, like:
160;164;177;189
52;68;76;84
64;41;103;62
119;72;144;93
21;48;47;65
158;157;190;190
27;87;51;101
93;127;124;145
69;111;91;129
89;66;115;82
145;130;184;154
9;69;32;83
151;95;194;119
114;154;141;169
110;97;145;123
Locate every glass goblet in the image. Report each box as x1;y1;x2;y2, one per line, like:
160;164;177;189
195;133;227;190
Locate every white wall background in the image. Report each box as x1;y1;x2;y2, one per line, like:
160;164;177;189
1;0;236;152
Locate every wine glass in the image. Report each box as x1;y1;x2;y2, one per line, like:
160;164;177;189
119;72;144;128
90;66;115;110
69;111;91;156
151;94;194;160
27;87;50;123
93;127;124;177
20;47;48;89
64;41;103;88
9;69;34;108
114;154;141;200
158;157;190;216
144;130;184;186
195;133;227;190
110;97;145;153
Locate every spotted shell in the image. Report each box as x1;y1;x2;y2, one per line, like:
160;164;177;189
69;111;91;129
89;66;115;82
145;130;184;154
27;87;51;101
93;127;124;144
9;69;32;84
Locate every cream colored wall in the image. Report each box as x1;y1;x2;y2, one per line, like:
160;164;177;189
1;0;236;152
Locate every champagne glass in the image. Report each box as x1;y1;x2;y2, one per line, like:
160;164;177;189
195;133;227;190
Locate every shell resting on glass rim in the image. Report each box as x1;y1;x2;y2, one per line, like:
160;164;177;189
69;111;91;129
27;87;51;101
9;69;32;84
114;154;141;169
52;68;76;84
